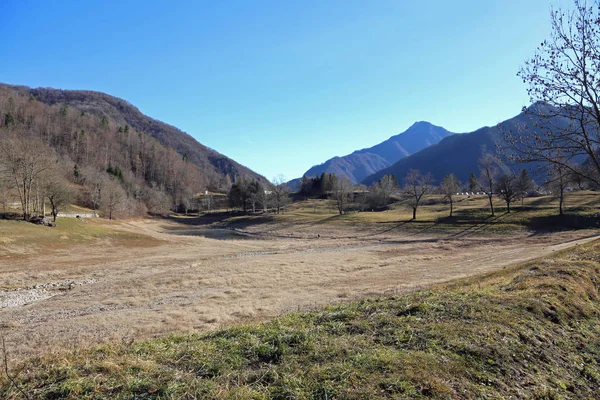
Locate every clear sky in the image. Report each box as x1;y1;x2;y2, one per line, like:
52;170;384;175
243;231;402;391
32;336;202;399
1;0;562;181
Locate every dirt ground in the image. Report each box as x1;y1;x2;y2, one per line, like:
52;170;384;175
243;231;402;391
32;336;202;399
1;217;598;361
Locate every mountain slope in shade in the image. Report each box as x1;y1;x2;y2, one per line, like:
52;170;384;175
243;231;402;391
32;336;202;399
2;84;267;185
362;105;574;186
291;122;456;186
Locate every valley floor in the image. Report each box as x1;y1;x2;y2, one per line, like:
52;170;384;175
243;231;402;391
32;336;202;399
1;214;597;362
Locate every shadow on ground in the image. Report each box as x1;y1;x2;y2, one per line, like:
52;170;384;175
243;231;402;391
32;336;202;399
527;214;600;231
165;212;275;230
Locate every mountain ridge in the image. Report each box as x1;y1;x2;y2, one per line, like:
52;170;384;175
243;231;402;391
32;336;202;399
361;104;577;186
289;121;456;187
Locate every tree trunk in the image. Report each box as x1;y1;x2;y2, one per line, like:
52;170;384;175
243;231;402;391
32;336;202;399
488;194;494;216
449;199;453;217
559;192;564;216
412;207;417;220
506;201;510;213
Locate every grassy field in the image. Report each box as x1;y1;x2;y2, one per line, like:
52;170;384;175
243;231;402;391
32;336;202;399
2;237;600;398
189;191;600;236
1;191;598;399
0;217;159;255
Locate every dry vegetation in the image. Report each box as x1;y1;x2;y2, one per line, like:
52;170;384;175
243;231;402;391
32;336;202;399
1;203;600;398
0;192;597;367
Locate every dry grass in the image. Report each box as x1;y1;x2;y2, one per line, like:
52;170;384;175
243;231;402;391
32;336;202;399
0;205;597;364
2;233;600;398
0;192;598;377
199;191;600;237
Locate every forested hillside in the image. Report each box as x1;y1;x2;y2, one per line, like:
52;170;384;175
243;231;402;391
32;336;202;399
3;84;267;185
0;84;263;218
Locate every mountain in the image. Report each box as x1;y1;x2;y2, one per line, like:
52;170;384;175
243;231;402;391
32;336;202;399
290;121;456;187
2;84;267;185
361;105;572;186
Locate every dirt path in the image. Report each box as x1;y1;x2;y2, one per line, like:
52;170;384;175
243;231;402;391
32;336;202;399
1;219;597;361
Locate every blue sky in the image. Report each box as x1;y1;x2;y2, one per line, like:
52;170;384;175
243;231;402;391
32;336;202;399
1;1;559;181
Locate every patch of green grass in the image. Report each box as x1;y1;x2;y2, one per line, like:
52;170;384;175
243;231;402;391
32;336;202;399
3;239;600;398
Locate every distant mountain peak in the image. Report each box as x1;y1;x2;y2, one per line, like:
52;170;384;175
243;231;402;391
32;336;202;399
409;120;434;128
288;122;457;187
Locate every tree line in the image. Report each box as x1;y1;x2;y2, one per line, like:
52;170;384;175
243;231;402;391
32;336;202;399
228;175;290;214
289;152;585;221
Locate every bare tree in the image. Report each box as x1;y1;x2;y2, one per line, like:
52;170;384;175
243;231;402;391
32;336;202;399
379;174;398;205
332;175;354;215
440;174;461;217
145;187;172;215
354;184;369;211
255;184;270;212
101;178;126;220
507;1;600;185
270;175;290;214
495;173;520;213
44;174;74;222
403;169;434;220
0;176;10;213
0;137;54;220
516;169;535;207
547;163;571;215
81;166;106;212
479;154;498;216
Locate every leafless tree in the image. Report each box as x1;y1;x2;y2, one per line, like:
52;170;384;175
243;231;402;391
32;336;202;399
255;185;270;212
332;175;354;215
440;174;461;217
144;187;172;215
547;163;571;215
44;173;74;222
81;167;106;212
270;175;290;214
379;174;398;204
495;173;520;213
506;0;600;185
354;184;369;211
0;176;10;213
403;169;434;220
0;137;54;220
101;178;126;220
479;154;498;216
516;169;535;207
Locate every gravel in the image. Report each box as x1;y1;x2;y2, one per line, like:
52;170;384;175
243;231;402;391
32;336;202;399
0;289;55;309
0;279;96;309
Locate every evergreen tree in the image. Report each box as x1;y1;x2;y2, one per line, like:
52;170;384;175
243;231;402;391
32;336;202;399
4;113;14;128
467;173;479;193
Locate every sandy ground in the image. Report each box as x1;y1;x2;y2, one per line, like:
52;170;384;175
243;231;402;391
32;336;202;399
1;218;598;361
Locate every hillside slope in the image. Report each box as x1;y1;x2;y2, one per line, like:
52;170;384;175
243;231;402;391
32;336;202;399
2;84;267;185
362;105;572;186
3;238;600;398
292;121;456;186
